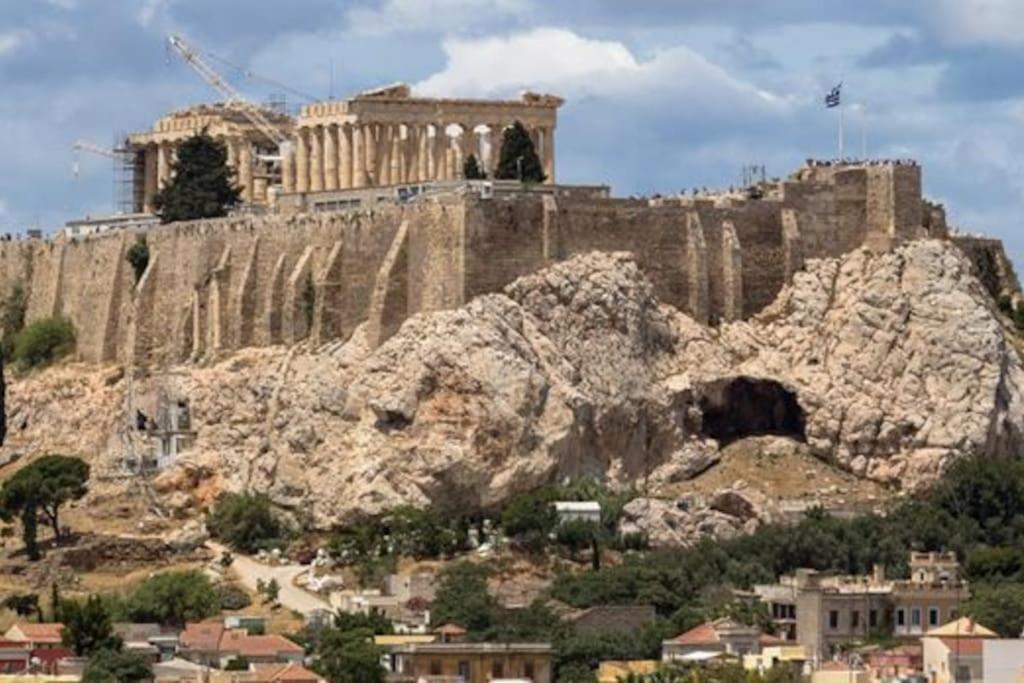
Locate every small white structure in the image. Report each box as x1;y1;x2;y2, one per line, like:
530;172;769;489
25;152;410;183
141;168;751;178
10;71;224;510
982;640;1024;683
553;501;602;525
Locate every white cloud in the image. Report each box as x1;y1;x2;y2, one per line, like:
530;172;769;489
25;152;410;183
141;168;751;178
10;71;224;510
346;0;533;36
137;0;177;28
415;27;783;111
932;0;1024;46
0;30;31;57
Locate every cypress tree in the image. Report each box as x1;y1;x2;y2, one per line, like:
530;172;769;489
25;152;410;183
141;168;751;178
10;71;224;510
494;121;546;183
153;130;242;223
462;153;486;180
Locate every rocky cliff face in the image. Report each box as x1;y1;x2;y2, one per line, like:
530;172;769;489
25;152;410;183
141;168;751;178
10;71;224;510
2;240;1021;532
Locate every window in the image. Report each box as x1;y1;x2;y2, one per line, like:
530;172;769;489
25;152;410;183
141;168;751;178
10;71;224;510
458;661;470;681
851;610;860;629
956;665;971;683
829;610;839;629
929;607;940;626
430;660;442;676
492;661;504;679
524;661;535;680
869;609;878;628
911;608;922;627
896;608;906;627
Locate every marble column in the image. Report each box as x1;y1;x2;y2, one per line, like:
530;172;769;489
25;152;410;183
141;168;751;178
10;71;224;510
339;123;353;189
352;125;366;188
390;127;402;184
295;128;309;193
435;128;449;180
156;142;170;189
378;125;391;186
489;124;504;176
542;126;555;183
239;143;254;202
143;145;158;212
417;126;430;182
281;143;295;194
309;126;324;193
459;126;476;178
366;124;378;185
404;126;417;183
323;124;338;191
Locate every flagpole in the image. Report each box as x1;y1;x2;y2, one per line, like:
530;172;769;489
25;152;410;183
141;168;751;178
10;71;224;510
838;97;845;159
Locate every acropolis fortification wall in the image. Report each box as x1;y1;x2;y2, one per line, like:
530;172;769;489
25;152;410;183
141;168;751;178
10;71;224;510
0;160;1013;367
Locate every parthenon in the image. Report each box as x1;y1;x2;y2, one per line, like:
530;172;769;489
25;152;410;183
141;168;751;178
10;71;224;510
125;84;563;213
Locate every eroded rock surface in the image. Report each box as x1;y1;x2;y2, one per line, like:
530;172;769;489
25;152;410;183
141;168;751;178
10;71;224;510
2;241;1021;535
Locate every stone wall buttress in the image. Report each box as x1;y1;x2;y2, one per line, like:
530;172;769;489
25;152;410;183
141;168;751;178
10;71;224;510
264;254;287;345
283;246;315;345
207;246;232;353
685;212;709;323
233;238;260;349
311;239;345;346
782;209;805;282
721;221;744;322
366;220;410;349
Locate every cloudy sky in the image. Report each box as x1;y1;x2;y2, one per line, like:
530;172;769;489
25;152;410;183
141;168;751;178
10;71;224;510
3;0;1024;266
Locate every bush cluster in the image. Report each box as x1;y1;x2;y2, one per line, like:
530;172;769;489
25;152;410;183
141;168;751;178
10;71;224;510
12;316;75;368
206;492;292;554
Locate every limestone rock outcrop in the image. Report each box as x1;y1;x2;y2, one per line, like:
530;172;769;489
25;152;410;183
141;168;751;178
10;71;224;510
2;241;1022;536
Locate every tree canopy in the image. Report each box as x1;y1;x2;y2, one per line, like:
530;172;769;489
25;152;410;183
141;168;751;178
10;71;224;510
126;570;219;627
61;595;121;656
315;624;385;683
154;131;242;223
0;455;89;559
206;491;291;553
81;648;152;683
494;121;546;183
463;153;486;180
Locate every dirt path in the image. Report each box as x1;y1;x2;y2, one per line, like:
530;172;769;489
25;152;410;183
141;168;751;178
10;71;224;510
207;541;330;616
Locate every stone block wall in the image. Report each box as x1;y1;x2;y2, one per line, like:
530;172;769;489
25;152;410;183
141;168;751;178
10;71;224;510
0;161;1004;366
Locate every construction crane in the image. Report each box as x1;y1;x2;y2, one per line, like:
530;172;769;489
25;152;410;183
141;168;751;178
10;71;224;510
167;34;291;158
72;140;127;177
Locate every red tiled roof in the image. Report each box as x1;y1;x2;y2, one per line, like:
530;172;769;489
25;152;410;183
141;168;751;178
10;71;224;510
759;634;786;646
180;622;226;652
220;631;304;658
0;640;30;650
938;638;984;656
672;622;720;646
7;623;64;644
253;662;324;683
434;623;467;636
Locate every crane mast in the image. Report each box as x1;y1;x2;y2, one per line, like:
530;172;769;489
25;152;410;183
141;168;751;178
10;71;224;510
167;35;290;152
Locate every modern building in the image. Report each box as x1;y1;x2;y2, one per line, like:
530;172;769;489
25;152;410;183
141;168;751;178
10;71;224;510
113;622;180;662
2;624;65;650
390;641;553;683
662;619;762;663
752;552;968;662
553;501;602;526
981;639;1024;683
920;618;995;683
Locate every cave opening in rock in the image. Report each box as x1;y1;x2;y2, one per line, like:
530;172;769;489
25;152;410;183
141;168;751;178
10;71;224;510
697;376;806;445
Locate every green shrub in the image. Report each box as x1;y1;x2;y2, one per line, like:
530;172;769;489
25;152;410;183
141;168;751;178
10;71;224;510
12;316;75;368
0;283;27;358
224;656;250;671
217;583;252;611
207;492;291;554
126;237;150;284
126;570;218;627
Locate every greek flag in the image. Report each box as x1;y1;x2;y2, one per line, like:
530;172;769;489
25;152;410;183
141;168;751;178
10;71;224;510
825;82;842;108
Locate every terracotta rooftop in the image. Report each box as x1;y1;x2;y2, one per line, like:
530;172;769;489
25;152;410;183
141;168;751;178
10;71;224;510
937;638;984;657
434;623;467;636
671;622;720;646
5;623;64;644
253;662;324;683
927;618;997;638
220;630;304;658
179;622;226;652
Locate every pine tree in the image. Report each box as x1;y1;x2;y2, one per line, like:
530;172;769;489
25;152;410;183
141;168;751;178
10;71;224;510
462;154;486;180
154;131;242;224
494;121;546;183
